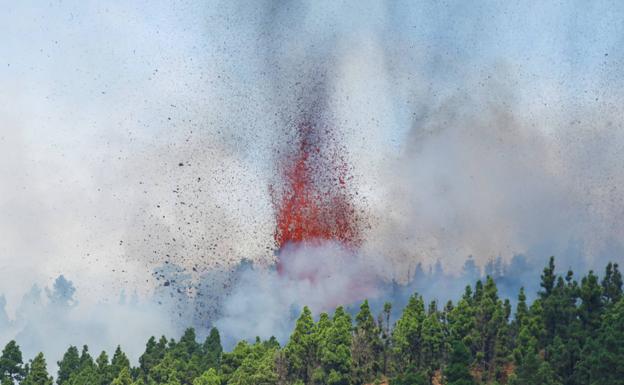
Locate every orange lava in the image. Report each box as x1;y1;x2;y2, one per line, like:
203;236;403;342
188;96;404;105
273;122;361;262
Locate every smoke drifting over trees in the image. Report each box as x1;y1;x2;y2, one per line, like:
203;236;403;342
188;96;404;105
1;259;623;385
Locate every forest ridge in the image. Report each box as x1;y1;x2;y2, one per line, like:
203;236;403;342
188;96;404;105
1;257;623;385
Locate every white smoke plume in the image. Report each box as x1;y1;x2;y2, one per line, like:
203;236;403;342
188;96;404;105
215;241;381;346
0;276;177;365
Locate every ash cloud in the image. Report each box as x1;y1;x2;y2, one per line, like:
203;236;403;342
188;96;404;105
365;77;624;277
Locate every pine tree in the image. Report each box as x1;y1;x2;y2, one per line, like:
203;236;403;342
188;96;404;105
509;335;560;385
389;368;428;385
539;263;580;353
147;353;182;385
171;328;203;384
445;341;474;385
420;301;445;378
472;277;505;382
192;369;220;385
0;341;24;384
492;299;512;382
95;351;110;385
203;328;222;370
448;286;476;353
579;271;604;335
351;300;380;385
57;346;80;385
392;294;426;373
175;328;199;361
61;346;97;385
221;341;252;384
540;256;557;299
510;312;561;385
514;287;528;329
602;262;623;306
139;337;160;379
320;307;352;385
540;270;582;384
23;353;53;385
67;365;99;385
311;312;331;384
111;346;131;380
111;367;133;385
78;346;93;370
228;340;278;385
284;306;316;384
578;297;624;384
381;302;392;377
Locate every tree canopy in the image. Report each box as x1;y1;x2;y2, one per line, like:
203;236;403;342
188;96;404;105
2;258;622;385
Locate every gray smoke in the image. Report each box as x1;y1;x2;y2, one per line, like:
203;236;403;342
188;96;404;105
215;241;382;347
0;276;176;365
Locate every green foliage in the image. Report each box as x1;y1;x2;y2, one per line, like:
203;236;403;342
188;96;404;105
579;271;604;333
448;286;476;350
5;258;624;385
57;347;80;385
320;307;352;385
139;337;166;379
22;353;53;385
602;262;623;306
510;318;561;385
111;367;133;385
389;366;428;385
0;341;24;384
445;341;474;385
392;294;426;373
420;301;446;376
471;277;508;381
380;302;392;377
66;365;98;385
111;346;131;380
203;328;222;370
77;346;93;370
95;351;111;385
192;369;220;385
284;306;316;384
540;256;557;299
576;297;624;384
228;341;277;385
351;300;381;385
221;340;252;383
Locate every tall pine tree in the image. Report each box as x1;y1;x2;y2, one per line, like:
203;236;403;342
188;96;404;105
23;353;53;385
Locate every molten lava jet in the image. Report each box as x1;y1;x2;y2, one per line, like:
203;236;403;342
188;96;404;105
272;121;362;273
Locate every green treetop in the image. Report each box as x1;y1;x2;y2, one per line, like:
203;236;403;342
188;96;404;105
0;341;24;385
23;353;53;385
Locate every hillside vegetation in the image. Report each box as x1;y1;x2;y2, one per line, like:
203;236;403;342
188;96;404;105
1;257;623;385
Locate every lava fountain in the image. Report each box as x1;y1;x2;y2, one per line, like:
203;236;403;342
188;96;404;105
213;119;376;338
272;120;363;275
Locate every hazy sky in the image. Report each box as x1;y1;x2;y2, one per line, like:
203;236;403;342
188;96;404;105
2;0;624;314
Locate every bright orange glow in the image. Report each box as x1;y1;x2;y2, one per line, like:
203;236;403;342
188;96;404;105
273;122;361;269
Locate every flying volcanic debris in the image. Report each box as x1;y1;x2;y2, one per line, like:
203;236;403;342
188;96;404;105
272;119;364;273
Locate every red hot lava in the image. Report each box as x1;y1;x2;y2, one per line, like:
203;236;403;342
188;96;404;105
272;121;362;272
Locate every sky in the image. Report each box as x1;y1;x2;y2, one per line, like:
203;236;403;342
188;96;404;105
2;0;624;356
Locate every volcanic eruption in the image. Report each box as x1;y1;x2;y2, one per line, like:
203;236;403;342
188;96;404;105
272;119;363;273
